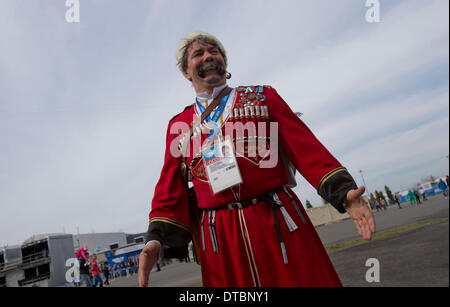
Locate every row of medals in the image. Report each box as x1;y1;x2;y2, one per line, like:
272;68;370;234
181;94;271;169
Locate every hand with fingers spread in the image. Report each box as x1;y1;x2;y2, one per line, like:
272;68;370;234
345;186;376;240
138;241;161;287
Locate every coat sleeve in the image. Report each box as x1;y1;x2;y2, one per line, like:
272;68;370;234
266;88;357;213
146;119;192;258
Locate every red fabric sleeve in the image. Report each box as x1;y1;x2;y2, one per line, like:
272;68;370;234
149;120;191;232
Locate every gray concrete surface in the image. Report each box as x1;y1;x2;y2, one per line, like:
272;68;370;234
109;195;449;287
108;259;202;287
317;194;449;246
331;219;449;287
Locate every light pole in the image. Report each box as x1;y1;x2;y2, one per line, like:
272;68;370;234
359;170;369;196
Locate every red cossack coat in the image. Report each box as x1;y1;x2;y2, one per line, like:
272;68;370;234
147;86;357;287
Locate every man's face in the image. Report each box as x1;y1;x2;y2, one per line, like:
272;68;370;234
184;41;227;92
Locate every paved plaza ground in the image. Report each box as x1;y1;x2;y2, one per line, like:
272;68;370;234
109;195;449;287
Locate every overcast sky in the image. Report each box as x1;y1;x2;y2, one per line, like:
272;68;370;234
0;0;448;246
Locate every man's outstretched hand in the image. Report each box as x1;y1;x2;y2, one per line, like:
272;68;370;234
345;186;376;240
138;241;160;287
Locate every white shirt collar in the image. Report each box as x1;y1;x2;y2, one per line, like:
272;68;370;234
195;83;228;105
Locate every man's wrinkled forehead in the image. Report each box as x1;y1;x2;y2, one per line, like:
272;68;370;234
187;40;218;57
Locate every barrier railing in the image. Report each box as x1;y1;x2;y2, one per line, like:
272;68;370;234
20;252;50;267
18;272;50;287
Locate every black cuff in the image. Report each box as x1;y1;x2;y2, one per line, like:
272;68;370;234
318;170;358;214
145;221;191;259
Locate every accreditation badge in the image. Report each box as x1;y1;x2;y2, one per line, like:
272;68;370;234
202;138;242;194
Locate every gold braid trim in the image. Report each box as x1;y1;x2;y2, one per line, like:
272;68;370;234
317;167;348;193
150;217;191;233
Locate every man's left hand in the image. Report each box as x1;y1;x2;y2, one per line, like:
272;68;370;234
345;186;376;240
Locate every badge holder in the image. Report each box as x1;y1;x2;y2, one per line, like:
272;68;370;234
202;133;243;195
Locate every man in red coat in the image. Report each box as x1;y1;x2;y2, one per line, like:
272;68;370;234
139;31;376;287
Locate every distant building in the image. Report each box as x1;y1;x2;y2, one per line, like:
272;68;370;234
126;233;146;245
106;243;146;267
1;234;73;287
0;245;22;287
73;232;127;254
1;231;147;287
397;175;448;203
0;245;21;269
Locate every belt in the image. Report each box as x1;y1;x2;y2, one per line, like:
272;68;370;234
201;186;307;265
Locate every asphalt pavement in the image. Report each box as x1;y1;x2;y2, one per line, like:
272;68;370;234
110;195;449;287
331;218;448;286
316;194;449;246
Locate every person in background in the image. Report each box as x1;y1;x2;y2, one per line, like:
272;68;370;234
113;263;120;278
408;190;416;206
380;198;387;210
375;200;381;212
90;254;103;287
414;190;422;205
127;258;135;276
422;191;428;202
78;251;92;287
438;179;448;199
101;263;110;286
75;244;88;262
394;192;402;209
120;261;126;277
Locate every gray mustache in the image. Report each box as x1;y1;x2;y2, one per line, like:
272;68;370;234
198;61;225;77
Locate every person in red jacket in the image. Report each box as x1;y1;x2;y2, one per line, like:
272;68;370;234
139;31;376;287
90;254;103;287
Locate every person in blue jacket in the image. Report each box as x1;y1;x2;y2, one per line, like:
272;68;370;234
438;179;448;199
